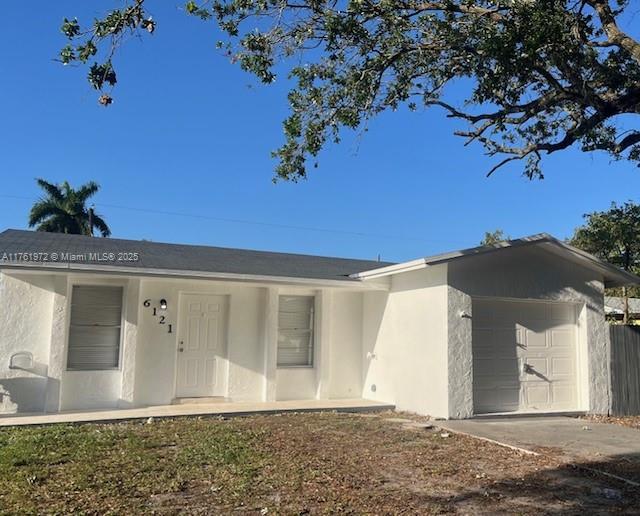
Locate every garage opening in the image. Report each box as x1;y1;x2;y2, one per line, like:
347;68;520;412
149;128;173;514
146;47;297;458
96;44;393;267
472;298;579;415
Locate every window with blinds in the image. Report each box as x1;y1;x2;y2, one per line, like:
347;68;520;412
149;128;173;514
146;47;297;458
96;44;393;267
67;285;124;371
277;295;315;367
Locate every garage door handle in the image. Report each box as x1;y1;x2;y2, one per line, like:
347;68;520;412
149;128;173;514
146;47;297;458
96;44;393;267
523;363;534;374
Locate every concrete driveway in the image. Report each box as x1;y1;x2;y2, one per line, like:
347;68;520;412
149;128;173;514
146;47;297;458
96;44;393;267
438;416;640;464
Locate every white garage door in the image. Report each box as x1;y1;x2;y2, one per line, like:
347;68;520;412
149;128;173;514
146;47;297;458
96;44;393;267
472;299;578;414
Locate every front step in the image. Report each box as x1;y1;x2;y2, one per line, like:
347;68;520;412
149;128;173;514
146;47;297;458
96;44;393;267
171;397;229;405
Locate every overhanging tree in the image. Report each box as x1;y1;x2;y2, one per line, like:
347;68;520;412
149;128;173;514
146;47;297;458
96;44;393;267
569;201;640;323
58;0;640;180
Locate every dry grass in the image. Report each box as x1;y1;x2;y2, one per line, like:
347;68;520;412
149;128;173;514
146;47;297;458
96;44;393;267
0;411;638;514
582;414;640;431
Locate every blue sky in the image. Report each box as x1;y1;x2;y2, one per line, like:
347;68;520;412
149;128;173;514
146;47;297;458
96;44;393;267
0;2;637;263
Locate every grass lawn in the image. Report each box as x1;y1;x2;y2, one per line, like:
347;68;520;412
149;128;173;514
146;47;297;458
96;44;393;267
0;411;638;514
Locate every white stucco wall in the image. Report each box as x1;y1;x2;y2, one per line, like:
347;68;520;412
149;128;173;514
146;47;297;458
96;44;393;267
0;270;368;411
134;278;265;406
328;291;363;399
60;371;122;410
275;288;364;401
361;264;449;418
58;276;136;411
0;273;55;413
447;245;609;416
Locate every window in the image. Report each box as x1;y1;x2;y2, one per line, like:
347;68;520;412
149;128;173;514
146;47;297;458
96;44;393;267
67;285;124;370
277;295;315;367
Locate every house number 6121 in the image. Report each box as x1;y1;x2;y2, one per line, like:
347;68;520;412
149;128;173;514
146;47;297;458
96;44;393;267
142;299;173;333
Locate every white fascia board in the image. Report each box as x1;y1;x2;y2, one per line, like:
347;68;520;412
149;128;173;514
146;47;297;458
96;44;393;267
0;262;387;290
352;234;640;287
350;258;428;280
538;239;640;287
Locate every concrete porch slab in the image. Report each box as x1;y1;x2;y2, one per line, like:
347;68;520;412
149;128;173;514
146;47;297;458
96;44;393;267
0;398;394;427
437;416;640;461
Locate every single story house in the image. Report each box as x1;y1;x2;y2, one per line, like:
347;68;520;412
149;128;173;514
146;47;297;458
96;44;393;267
0;229;637;419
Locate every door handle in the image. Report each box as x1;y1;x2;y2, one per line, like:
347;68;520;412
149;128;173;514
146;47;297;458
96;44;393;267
178;340;184;353
523;363;534;374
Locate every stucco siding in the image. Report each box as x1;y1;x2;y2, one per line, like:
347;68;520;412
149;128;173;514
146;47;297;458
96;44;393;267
448;245;609;415
58;277;133;411
328;291;363;399
275;288;364;401
135;278;265;406
0;273;55;414
362;264;449;418
447;286;473;418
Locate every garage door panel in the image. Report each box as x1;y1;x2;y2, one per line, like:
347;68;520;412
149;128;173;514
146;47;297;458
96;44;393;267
473;358;519;379
493;303;522;325
525;357;549;376
524;384;550;406
473;299;578;414
522;302;547;321
524;329;547;349
550;329;573;348
473;303;494;325
551;383;575;405
474;387;520;413
550;357;574;376
550;303;575;322
473;328;521;353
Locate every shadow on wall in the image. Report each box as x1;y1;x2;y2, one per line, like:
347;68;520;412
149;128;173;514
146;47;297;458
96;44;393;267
0;358;50;414
447;245;605;304
0;377;47;414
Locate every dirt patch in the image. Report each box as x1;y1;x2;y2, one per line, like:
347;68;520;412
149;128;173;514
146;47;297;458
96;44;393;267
1;411;639;514
581;414;640;431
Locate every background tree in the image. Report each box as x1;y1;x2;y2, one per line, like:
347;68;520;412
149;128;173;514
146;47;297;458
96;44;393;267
58;0;640;180
569;201;640;323
480;229;510;246
29;179;111;237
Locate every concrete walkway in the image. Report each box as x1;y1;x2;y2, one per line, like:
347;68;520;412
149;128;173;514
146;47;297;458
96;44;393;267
438;416;640;461
0;398;394;427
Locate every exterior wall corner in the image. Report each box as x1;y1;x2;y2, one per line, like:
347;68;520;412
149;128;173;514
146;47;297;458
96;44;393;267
119;278;141;408
44;275;69;413
446;285;474;419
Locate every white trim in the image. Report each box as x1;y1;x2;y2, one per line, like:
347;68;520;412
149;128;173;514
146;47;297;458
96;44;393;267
174;292;230;399
352;234;640;287
65;279;128;372
350;258;428;280
276;293;316;369
470;296;582;415
0;262;379;289
263;287;279;402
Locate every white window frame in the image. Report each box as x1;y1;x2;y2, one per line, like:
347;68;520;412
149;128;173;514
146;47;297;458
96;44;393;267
66;282;126;372
277;294;316;368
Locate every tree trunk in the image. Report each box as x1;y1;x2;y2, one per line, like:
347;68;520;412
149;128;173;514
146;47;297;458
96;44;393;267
88;208;94;237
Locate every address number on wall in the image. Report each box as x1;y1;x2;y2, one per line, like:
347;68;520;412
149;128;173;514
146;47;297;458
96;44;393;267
142;299;174;333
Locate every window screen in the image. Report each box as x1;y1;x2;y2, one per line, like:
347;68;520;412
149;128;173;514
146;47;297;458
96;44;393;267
277;295;314;367
67;285;123;370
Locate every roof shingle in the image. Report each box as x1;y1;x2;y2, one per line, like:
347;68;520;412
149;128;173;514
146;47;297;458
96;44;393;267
0;229;393;282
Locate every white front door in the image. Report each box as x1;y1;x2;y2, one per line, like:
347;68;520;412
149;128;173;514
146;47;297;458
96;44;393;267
176;294;228;398
472;299;578;414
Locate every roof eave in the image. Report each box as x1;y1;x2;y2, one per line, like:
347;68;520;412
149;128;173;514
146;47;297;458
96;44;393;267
0;262;387;290
351;233;640;287
541;238;640;288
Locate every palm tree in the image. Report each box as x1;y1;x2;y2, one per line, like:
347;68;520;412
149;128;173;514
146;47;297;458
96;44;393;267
29;179;111;237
